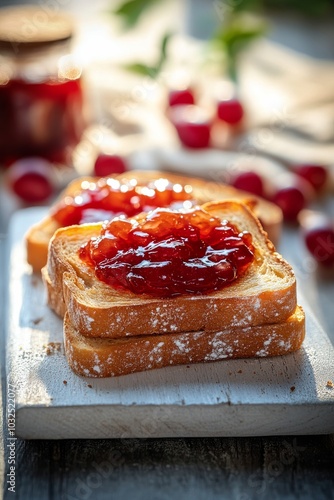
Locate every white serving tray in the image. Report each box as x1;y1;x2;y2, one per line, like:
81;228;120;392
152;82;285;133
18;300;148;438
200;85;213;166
6;208;334;439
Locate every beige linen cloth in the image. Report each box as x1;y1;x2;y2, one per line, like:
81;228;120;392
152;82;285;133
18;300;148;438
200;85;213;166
238;40;334;165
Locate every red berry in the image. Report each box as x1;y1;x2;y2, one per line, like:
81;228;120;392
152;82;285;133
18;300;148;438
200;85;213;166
300;211;334;267
7;157;54;203
217;98;244;125
168;88;195;107
94;154;127;177
272;186;306;222
169;105;212;149
292;164;328;192
268;173;314;223
305;227;334;267
231;171;264;197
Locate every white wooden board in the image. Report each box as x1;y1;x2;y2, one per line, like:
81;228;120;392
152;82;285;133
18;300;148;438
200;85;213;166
6;208;334;439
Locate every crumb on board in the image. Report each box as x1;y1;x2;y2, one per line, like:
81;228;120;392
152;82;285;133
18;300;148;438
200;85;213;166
290;386;296;392
31;277;39;287
87;384;93;389
63;380;67;385
31;317;43;325
45;342;63;355
326;380;333;388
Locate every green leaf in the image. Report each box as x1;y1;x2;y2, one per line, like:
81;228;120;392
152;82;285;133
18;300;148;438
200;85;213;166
112;0;159;29
156;31;173;71
123;62;159;78
213;14;267;55
211;13;267;81
160;32;172;61
123;32;173;79
261;0;334;17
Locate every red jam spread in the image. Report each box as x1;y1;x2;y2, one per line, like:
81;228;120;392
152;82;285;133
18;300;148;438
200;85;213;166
51;177;195;226
79;207;254;298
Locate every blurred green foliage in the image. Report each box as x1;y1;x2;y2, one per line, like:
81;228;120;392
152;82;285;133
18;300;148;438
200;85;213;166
112;0;160;28
210;13;267;81
123;32;173;78
232;0;334;17
112;0;334;29
111;0;333;80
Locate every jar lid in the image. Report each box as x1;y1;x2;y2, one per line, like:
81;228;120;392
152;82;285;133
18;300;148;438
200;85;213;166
0;6;73;51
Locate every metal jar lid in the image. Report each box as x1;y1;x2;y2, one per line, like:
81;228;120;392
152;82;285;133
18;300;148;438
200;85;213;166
0;5;73;52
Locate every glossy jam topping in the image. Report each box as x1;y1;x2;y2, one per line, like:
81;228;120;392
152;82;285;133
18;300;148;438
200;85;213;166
51;178;195;226
79;207;254;297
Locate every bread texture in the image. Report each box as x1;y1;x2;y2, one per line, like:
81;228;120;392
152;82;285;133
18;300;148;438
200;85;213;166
64;306;305;378
26;170;282;272
44;200;296;338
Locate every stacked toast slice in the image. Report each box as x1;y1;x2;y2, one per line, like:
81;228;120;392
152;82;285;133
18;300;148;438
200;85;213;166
42;200;305;377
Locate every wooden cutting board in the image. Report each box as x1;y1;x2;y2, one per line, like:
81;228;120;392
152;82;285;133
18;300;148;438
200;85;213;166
6;208;334;439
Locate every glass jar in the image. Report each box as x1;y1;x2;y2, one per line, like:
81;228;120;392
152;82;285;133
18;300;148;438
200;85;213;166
0;6;85;166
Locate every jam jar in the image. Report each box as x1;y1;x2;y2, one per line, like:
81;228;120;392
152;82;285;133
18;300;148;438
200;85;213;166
0;6;85;166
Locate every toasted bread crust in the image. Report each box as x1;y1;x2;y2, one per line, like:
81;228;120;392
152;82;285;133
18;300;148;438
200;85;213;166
64;306;305;377
42;266;66;318
26;217;60;273
45;200;296;338
26;170;282;272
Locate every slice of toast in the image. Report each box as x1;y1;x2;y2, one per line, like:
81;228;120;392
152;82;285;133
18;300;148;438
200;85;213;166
64;306;305;377
26;170;282;272
44;200;296;338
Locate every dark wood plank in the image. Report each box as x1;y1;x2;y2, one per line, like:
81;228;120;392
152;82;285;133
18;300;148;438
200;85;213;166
2;435;334;499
